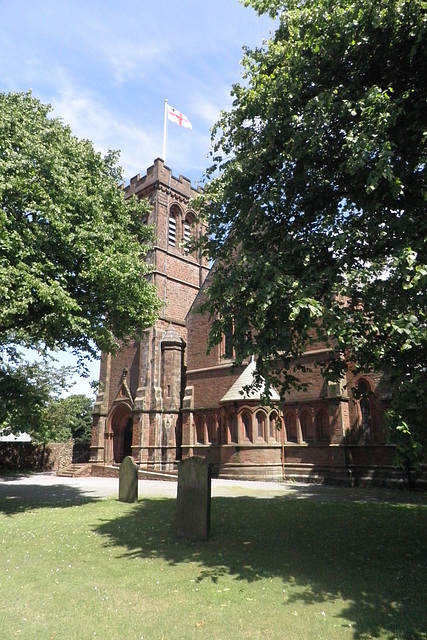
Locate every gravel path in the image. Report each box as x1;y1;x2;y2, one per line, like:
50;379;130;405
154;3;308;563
0;472;424;504
0;473;299;502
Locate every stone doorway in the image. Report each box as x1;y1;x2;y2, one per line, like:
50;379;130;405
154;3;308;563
111;405;133;464
123;418;133;459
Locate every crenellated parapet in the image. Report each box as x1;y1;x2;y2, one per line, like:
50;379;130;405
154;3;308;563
124;158;203;203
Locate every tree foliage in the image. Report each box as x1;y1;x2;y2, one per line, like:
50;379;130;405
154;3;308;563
44;394;94;444
0;92;161;433
197;1;427;427
0;91;160;360
0;352;94;443
0;354;74;441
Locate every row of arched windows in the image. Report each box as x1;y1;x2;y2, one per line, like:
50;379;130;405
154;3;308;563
193;380;375;446
283;407;330;444
168;203;196;253
195;414;219;445
193;407;330;446
237;410;280;443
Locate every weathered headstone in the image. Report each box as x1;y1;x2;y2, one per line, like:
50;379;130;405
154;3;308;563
175;456;211;540
118;456;138;503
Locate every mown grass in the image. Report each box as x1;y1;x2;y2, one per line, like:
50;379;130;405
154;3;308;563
0;482;426;640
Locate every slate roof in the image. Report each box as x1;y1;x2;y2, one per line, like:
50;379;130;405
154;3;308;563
220;358;280;404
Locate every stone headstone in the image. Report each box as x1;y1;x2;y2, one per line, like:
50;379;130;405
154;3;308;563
118;456;138;503
175;456;211;540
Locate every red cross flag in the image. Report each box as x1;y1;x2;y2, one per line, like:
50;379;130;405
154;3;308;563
167;106;192;129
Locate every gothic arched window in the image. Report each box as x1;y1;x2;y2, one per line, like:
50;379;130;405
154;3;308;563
242;412;252;441
284;411;297;443
268;411;277;441
315;408;330;442
357;378;373;438
300;410;313;443
207;416;217;444
228;412;237;443
183;213;194;252
195;416;205;444
168;214;177;246
168;204;182;247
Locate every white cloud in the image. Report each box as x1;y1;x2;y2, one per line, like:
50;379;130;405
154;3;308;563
50;81;162;180
74;19;170;86
105;41;167;85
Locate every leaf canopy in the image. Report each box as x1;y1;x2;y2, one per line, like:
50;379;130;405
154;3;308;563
0;91;161;360
0;91;161;435
198;1;427;414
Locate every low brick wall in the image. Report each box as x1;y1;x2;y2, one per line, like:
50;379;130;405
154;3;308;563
91;464;120;478
0;441;73;472
91;463;178;482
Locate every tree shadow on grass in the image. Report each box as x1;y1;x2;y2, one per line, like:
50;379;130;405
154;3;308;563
94;495;427;640
0;478;100;515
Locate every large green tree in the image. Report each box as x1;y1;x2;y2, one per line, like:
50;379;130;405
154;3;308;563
197;1;427;437
0;92;161;432
43;394;94;445
0;355;74;441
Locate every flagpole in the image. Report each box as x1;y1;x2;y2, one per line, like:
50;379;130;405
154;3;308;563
162;99;168;163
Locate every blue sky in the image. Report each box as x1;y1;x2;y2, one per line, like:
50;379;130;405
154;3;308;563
0;0;274;396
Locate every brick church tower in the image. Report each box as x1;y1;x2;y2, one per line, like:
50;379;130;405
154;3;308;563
90;159;209;470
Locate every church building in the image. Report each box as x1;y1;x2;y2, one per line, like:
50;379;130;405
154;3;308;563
90;159;209;471
90;159;396;485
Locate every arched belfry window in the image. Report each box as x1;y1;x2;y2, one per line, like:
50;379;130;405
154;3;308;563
183;220;191;247
183;215;192;248
168;215;177;246
182;211;197;254
168;204;182;247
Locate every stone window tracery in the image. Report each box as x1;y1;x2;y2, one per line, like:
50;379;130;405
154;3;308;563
168;203;184;248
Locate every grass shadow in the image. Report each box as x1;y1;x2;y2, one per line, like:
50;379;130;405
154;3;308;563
0;478;100;514
94;494;427;640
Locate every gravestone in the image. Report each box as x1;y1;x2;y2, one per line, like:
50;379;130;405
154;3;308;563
175;456;211;540
118;456;138;503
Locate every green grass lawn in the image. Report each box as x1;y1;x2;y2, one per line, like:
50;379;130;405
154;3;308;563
0;484;426;640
